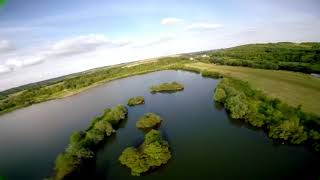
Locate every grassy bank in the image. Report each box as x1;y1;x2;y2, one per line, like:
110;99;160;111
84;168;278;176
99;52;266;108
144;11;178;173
186;62;320;116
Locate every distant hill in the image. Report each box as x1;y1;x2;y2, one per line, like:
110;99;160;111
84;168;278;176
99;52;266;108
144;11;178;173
207;42;320;73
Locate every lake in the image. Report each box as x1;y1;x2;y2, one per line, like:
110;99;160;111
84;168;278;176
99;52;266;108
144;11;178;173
0;70;318;180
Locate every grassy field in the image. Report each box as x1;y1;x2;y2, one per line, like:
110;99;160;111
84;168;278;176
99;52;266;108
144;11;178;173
186;62;320;115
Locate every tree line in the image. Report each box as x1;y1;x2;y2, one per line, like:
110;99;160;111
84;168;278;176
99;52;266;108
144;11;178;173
214;78;320;150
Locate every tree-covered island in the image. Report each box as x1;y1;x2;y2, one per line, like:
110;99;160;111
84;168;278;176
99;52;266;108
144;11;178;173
127;96;145;106
150;81;184;93
136;112;162;130
119;129;171;176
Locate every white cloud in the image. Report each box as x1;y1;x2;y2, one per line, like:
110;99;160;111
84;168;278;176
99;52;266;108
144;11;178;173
185;23;222;31
5;59;23;68
0;40;14;53
0;34;130;77
0;64;11;74
161;17;183;25
132;33;176;47
4;55;45;69
50;34;126;56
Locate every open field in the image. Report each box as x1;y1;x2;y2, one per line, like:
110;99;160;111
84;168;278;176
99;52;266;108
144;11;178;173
186;62;320;115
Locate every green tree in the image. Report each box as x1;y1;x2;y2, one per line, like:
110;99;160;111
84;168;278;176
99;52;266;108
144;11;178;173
119;130;171;176
268;116;307;144
136;113;162;129
225;93;249;119
214;87;226;103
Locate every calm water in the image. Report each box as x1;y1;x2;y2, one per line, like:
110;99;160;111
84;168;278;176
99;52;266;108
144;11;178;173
0;70;318;180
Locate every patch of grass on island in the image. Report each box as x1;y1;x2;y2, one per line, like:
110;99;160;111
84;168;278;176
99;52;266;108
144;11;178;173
127;96;145;106
136;113;162;129
150;81;184;93
52;105;128;180
119;129;171;176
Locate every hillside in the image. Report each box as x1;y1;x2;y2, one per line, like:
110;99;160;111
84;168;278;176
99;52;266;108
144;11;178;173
207;42;320;73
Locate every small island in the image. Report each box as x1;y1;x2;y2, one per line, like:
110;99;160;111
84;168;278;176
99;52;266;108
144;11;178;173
150;81;184;93
127;96;145;106
136;112;162;129
119;129;172;176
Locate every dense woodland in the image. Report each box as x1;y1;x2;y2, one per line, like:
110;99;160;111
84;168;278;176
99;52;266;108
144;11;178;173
208;42;320;73
214;78;320;150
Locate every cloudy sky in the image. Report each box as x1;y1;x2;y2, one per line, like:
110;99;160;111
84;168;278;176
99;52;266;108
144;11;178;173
0;0;320;91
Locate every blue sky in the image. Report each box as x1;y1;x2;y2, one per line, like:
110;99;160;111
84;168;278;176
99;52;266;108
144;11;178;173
0;0;320;90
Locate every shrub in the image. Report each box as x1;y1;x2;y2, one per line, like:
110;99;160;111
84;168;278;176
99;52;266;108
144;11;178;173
136;113;162;129
213;88;226;103
201;70;223;78
127;96;145;106
150;82;184;93
268;117;308;144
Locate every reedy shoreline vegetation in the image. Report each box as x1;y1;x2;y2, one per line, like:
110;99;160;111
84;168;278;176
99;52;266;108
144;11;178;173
51;105;128;180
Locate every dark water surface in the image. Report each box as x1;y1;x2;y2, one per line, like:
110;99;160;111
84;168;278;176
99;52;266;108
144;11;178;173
0;71;318;180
